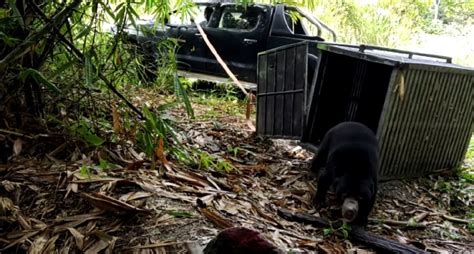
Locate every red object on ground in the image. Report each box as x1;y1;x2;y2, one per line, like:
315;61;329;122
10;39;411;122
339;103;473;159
203;227;282;254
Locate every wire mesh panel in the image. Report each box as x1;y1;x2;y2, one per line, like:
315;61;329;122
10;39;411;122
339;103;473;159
256;42;308;139
377;67;474;179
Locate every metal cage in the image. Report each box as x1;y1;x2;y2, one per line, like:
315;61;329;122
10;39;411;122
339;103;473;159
257;42;474;180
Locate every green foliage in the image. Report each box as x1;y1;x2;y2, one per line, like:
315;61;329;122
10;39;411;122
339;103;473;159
467;221;474;234
136;107;175;158
323;222;351;239
80;165;92;178
0;0;197;165
168;209;194;218
437;0;474;24
70;119;106;147
231;0;435;47
98;159;119;172
174;74;195;119
192;86;244;119
250;0;468;49
227;145;242;157
310;0;432;47
323;227;334;237
458;170;474;183
193;150;235;173
19;68;61;94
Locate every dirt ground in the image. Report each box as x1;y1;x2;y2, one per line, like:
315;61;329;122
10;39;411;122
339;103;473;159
0;97;473;253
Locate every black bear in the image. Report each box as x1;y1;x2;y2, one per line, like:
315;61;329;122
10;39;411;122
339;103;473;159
311;121;379;226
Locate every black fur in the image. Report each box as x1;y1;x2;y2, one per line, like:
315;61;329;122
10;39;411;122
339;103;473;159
311;121;379;226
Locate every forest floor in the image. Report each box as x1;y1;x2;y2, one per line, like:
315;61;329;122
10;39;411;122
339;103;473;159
1;90;473;253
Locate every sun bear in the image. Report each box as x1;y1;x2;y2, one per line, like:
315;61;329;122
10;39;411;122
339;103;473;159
311;121;379;226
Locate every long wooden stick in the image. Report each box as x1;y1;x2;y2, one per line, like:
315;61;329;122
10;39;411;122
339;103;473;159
193;20;256;131
193;21;248;95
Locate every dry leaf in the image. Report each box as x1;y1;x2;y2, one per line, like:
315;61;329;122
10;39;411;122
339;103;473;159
1;231;41;252
138;182;195;203
119;192;153;202
155;137;168;164
84;239;109;254
199;207;233;229
42;234;60;253
250;201;282;227
413;212;429;222
126;160;145;171
17;213;32;230
105;236;118;254
30;218;47;229
28;233;49;254
1;180;21;192
69;183;78;193
55;212;104;223
196;194;216;208
0;197;17;214
13;138;22;156
166;172;208;188
67;227;85;250
112;104;122;135
80;192;151;214
53;212;104;233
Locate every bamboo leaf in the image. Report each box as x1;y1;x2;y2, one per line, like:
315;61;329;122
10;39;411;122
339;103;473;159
19;68;61;94
174;74;194;119
0;32;22;47
52;58;77;78
8;0;25;28
116;6;126;26
99;1;116;19
84;132;105;147
84;53;94;87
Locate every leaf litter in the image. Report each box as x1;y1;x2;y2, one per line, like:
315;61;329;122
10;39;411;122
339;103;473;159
0;95;473;253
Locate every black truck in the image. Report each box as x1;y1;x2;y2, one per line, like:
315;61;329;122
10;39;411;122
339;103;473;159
121;0;337;89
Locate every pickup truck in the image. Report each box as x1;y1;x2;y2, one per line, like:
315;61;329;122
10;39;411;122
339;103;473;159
122;0;337;89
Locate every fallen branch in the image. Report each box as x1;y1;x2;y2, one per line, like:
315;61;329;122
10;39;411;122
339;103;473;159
0;129;66;140
368;218;427;229
277;208;428;254
0;129;34;139
441;214;470;224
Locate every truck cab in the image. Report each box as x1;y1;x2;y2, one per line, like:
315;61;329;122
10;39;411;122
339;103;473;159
122;1;337;88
